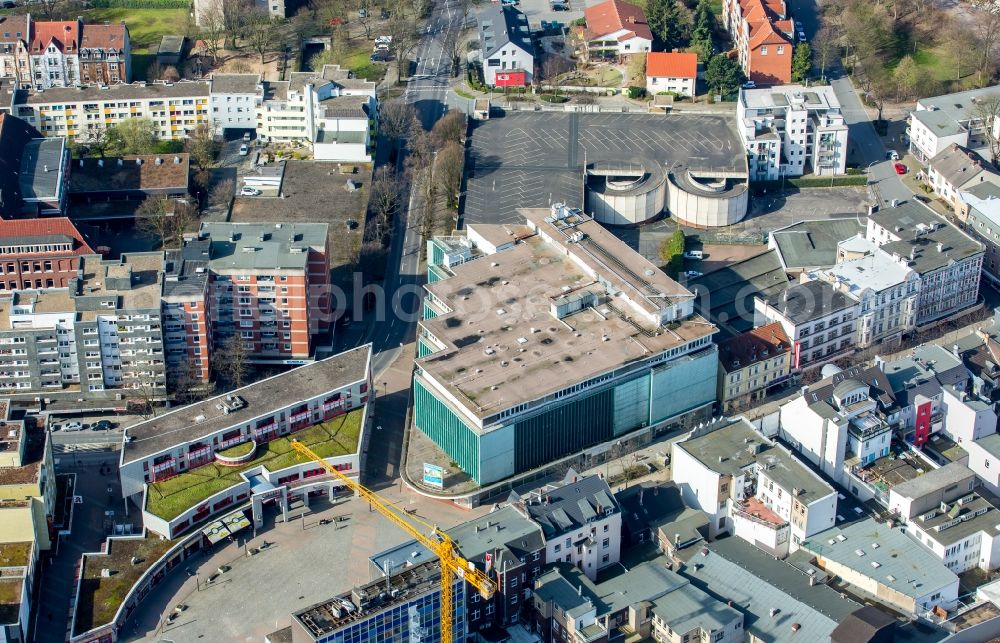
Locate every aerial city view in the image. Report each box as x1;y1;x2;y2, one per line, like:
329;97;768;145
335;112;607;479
4;0;1000;640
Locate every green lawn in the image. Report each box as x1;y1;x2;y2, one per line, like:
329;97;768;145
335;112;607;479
145;409;364;521
75;536;176;635
81;8;188;80
343;41;387;83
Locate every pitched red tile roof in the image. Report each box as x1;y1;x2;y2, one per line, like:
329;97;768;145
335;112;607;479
748;19;790;49
717;322;790;371
80;23;128;51
646;52;698;79
0;15;31;45
584;0;653;42
31;20;79;53
0;217;94;255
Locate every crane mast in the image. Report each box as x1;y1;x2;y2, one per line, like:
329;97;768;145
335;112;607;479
290;440;496;643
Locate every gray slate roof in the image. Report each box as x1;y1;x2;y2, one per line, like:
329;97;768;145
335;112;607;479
479;4;533;58
210;73;261;95
22;80;209;104
872;201;983;275
691;249;788;337
758;279;854;325
523;475;618;539
771;218;865;270
19;138;64;201
880;344;969;408
199;222;329;272
890;462;975;501
929;143;998;189
684;538;859;641
805;518;959;600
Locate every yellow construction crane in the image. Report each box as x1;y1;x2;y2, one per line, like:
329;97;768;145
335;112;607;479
290;440;496;643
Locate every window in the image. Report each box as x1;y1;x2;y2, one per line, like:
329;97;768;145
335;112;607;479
760;46;768;55
602;538;610;549
776;46;785;54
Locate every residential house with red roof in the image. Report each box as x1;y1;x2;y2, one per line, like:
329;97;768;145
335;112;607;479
645;51;698;97
582;0;652;61
716;322;791;412
79;21;130;85
0;218;94;291
723;0;795;85
29;19;80;89
0;15;33;89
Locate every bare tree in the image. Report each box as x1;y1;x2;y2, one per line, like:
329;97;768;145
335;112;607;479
975;96;1000;164
430;110;465;148
171;200;199;243
358;0;375;39
186;124;220;171
210;179;236;208
944;20;973;81
435;142;464;208
812;26;837;81
242;11;277;66
201;6;227;64
223;0;249;49
135;197;174;249
213;335;252;389
369;167;402;238
379;100;416;144
970;1;1000;86
389;15;419;82
441;30;462;77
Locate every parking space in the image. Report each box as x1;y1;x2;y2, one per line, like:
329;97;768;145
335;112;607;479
504;0;589;30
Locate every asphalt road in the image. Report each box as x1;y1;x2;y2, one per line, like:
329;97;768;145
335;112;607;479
367;0;467;380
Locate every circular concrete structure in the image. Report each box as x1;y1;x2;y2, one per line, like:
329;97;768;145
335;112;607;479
585;161;667;225
667;169;749;228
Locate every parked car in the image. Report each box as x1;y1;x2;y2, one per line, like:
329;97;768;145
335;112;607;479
1;1;16;8
370;53;388;62
894;162;908;175
92;420;115;431
552;3;567;9
375;35;392;44
240;186;261;196
374;43;390;52
684;270;703;278
242;132;252;142
358;7;367;17
60;421;84;432
683;250;704;260
914;194;931;204
380;8;389;18
239;143;249;156
742;80;756;89
886;150;899;161
797;30;806;41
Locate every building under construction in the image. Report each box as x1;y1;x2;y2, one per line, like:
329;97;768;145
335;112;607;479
283;560;466;643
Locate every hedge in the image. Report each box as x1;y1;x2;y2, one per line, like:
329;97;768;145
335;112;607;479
755;175;868;190
87;0;190;7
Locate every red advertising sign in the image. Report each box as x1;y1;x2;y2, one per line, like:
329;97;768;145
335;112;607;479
792;340;801;369
494;71;526;87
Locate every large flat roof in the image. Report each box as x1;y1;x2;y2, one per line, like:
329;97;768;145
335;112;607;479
19;138;64;201
22;80;209;104
122;345;370;463
890;462;975;501
463;111;746;225
808;250;914;295
807;518;958;599
771;218;864;270
417;210;715;420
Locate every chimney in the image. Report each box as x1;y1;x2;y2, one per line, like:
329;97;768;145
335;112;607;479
135;158;142;165
155;157;163;165
937;242;944;253
98;159;104;167
577;585;582;596
117;158;123;166
43;164;48;172
174;156;181;164
674;533;680;547
78;159;83;168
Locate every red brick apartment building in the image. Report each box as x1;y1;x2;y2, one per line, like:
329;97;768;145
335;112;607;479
723;0;795;85
0;217;94;291
78;21;130;85
168;222;332;378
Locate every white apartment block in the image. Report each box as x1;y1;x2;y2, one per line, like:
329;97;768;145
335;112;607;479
738;85;848;181
256;65;376;162
672;417;837;556
209;73;260;134
778;365;897;486
908;87;1000;163
13;80;210;141
966;433;1000;497
866;202;984;326
803;247;920;349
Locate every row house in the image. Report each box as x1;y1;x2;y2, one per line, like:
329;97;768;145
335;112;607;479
13;80;209;142
908;86;1000;164
0;252;166;402
716;322;792;412
0;15;32;88
866;201;983;326
723;0;795;85
0;218;93;291
927;144;1000;218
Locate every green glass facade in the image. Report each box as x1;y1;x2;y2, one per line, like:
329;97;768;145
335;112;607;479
512;387;615;472
414;377;482;481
